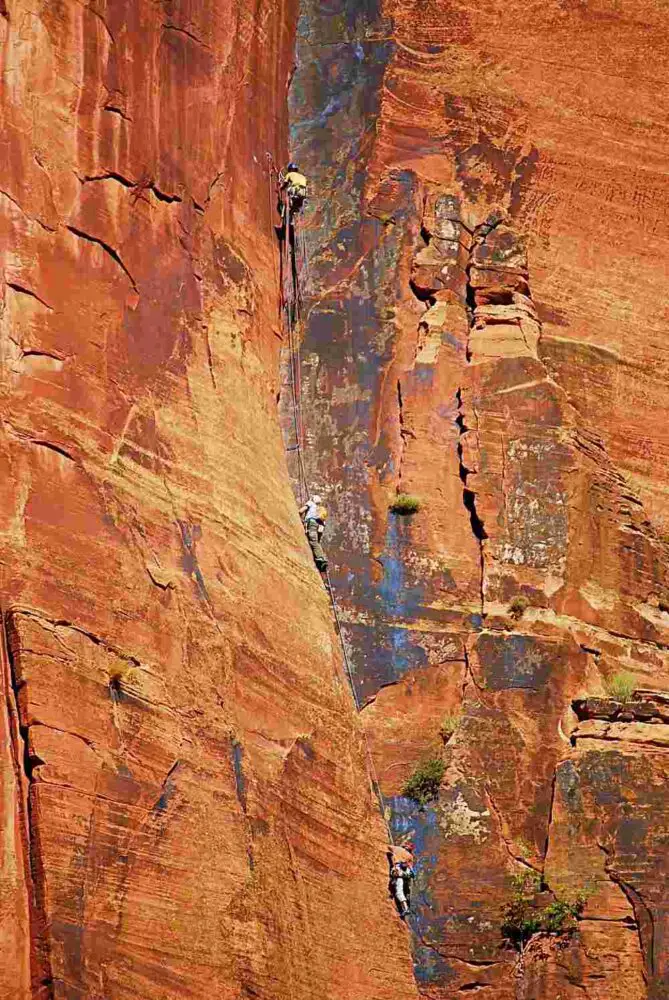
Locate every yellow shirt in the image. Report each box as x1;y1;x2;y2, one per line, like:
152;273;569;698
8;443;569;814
285;170;307;191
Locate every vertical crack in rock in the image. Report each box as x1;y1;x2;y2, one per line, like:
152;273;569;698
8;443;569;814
486;784;541;875
462;641;484;696
599;842;653;985
541;769;557;869
396;378;410;493
2;611;54;997
456;388;487;613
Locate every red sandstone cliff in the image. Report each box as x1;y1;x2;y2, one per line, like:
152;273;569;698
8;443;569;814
0;3;418;998
290;0;669;997
3;0;669;998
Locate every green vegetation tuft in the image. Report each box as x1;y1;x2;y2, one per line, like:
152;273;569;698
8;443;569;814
605;670;636;703
501;871;589;950
389;493;422;516
402;757;445;808
508;595;530;620
439;713;461;743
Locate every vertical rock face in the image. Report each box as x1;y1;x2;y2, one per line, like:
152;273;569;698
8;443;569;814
291;0;669;996
0;3;419;998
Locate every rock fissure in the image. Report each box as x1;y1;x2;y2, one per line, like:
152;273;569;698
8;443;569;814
9;608;143;670
542;769;557;869
5;282;54;311
162;22;212;49
598;843;652;984
79;171;134;189
2;610;54;997
414;928;503;969
0;189;55;233
102;104;131;121
66;226;138;293
456;389;487;614
486;784;541;874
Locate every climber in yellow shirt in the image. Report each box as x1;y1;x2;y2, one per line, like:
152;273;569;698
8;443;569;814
280;162;307;219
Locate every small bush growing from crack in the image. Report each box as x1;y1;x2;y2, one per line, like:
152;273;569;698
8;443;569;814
508;595;529;620
501;872;588;950
439;713;461;743
402;757;445;808
390;493;421;516
606;670;636;702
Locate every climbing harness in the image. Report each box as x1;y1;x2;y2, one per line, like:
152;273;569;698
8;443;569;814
267;152;394;846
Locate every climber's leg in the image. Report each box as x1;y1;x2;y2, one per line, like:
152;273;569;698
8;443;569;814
306;520;328;571
392;877;409;917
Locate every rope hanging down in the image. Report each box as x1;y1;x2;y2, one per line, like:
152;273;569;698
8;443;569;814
267;153;394;845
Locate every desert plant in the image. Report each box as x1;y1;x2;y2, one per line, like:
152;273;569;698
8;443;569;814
501;872;588;950
501;872;542;946
402;757;445;807
389;493;422;515
508;595;529;620
439;713;461;742
541;896;586;934
606;670;636;702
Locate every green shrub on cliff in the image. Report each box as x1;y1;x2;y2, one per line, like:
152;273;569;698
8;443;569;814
439;713;461;742
402;757;445;807
606;670;636;702
508;595;529;620
501;872;589;950
389;493;421;515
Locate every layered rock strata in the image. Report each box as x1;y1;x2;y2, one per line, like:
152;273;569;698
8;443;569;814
290;0;669;996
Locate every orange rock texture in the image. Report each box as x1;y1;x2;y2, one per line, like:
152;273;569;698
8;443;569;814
291;0;669;997
0;3;419;999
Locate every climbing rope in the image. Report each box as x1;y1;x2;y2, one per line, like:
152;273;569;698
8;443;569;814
268;154;309;503
268;155;394;845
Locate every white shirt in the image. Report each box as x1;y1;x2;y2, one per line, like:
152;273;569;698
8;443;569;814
303;499;320;521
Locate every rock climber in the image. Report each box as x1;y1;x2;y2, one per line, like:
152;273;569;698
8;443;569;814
279;162;308;219
388;842;416;919
299;494;328;573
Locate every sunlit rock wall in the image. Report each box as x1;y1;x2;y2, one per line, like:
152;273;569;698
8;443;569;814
290;0;669;995
0;3;419;998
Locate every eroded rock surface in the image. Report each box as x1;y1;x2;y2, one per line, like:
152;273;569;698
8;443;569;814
0;3;419;999
290;0;669;996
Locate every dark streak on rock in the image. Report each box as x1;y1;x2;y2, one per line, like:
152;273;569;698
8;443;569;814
231;739;247;812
